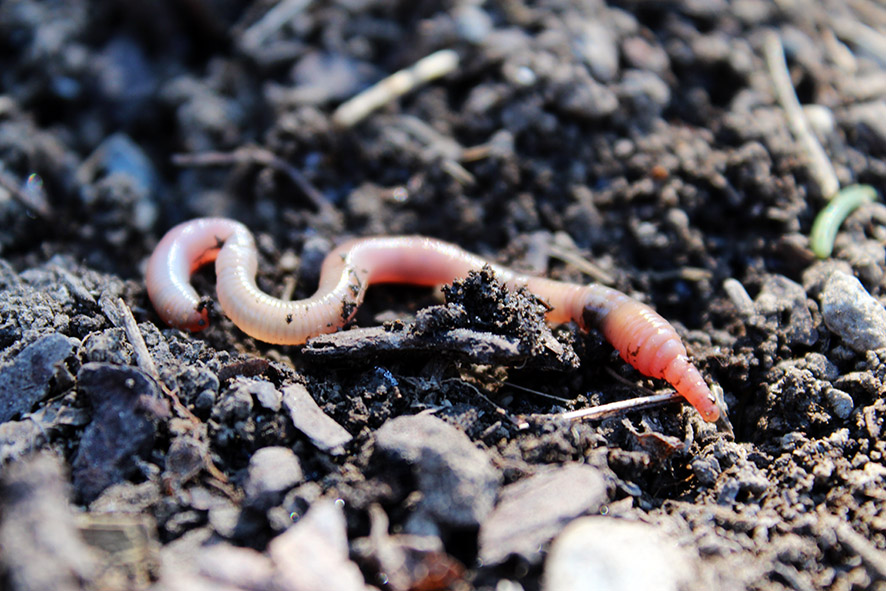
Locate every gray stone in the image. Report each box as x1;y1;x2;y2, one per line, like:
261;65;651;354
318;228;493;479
213;380;255;421
543;517;695;591
755;275;817;346
196;542;275;589
825;388;855;419
225;377;282;412
244;446;303;509
0;332;75;423
846;101;886;153
619;70;671;116
573;21;620;82
374;414;500;532
282;384;352;454
820;271;886;352
269;500;368;591
0;453;99;590
164;436;208;484
479;464;610;564
71;363;169;502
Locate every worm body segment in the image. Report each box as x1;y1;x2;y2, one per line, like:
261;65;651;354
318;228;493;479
146;218;720;422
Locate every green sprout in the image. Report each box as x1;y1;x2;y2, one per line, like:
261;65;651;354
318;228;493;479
809;184;878;259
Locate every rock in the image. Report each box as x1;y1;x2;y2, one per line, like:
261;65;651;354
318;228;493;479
213;379;255;421
0;420;48;464
543;517;695;591
374;414;500;532
573;21;620;82
0;453;99;590
555;69;619;120
196;542;275;590
834;238;885;287
619;69;671;119
722;278;755;317
234;377;282;412
244;446;303;510
755;275;817;347
352;505;460;591
825;388;855;419
0;332;75;423
820;271;886;352
478;464;610;565
269;500;368;591
281;384;352;454
164;436;208;485
845;101;886;153
454;4;493;44
71;363;170;503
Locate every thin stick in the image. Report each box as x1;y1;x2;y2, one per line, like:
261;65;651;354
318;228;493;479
764;32;840;199
100;295;233;488
505;381;573;404
548;242;615;285
172;145;336;218
332;49;460;128
832;519;886;580
0;168;52;219
240;0;312;50
557;391;685;421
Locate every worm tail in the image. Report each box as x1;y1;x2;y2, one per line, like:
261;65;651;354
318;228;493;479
580;286;720;422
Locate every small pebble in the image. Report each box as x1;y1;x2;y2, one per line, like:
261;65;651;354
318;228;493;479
543;517;694;591
845;101;886;153
755;275;817;346
573;21;620;82
820;271;886;352
0;453;99;590
619;70;671;117
269;500;367;591
244;446;303;510
282;384;352;454
478;464;609;565
722;278;755;317
374;414;500;533
197;543;274;590
71;363;170;503
0;332;75;423
824;388;855;419
454;4;493;44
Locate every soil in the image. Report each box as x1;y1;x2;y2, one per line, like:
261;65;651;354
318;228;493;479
1;1;886;590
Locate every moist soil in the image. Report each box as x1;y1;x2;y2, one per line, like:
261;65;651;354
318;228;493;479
1;1;886;590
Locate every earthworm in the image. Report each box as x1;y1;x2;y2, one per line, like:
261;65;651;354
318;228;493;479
146;218;720;422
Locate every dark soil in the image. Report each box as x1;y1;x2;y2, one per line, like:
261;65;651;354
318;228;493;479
2;1;886;590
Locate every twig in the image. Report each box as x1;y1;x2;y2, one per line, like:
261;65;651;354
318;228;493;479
644;267;713;282
99;295;233;488
332;49;460;127
547;242;615;285
764;32;840;199
832;519;886;581
99;295;162;384
832;16;886;67
393;115;475;185
172;145;336;218
505;381;573;404
239;0;312;51
0;168;52;219
556;391;685;421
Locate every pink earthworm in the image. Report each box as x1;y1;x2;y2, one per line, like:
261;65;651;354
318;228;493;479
146;218;721;422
